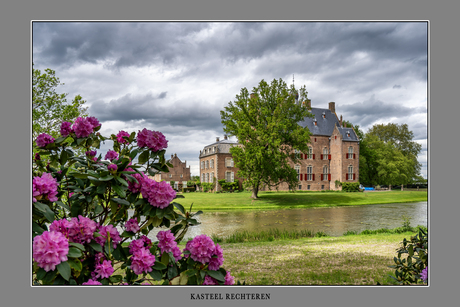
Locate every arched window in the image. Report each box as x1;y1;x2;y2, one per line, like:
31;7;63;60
307;146;314;159
322;147;328;160
348;165;353;181
295;165;301;180
348;146;353;159
307;165;313;181
206;173;209;183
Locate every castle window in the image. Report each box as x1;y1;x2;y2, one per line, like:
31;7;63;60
348;146;354;159
306;165;313;181
206;173;209;183
211;159;214;169
225;171;234;182
347;165;354;181
206;160;209;169
295;165;301;181
225;158;234;167
201;161;204;169
210;172;214;183
322;166;330;181
322;148;328;160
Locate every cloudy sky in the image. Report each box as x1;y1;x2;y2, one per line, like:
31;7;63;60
32;21;428;178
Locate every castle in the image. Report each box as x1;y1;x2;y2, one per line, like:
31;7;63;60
199;101;359;191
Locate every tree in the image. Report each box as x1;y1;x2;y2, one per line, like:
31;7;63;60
33;64;88;141
220;78;313;199
367;123;422;184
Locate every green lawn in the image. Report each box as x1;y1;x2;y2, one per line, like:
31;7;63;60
216;231;422;285
173;190;427;212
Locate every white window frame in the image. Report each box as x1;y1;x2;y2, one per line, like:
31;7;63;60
211;159;214;169
307;165;313;181
295;165;301;180
323;165;328;181
226;158;234;167
348;165;353;181
307;146;313;159
323;147;328;160
348;146;353;159
201;161;204;169
210;172;214;183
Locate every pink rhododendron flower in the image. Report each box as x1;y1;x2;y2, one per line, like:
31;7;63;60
202;275;218;285
36;133;55;148
420;267;428;282
141;178;176;209
94;260;114;279
130;248;155;275
86;116;101;129
224;271;235;285
183;234;216;264
50;216;97;244
33;231;69;272
126;170;146;193
136;128;168;151
86;150;97;157
105;150;119;161
157;230;182;261
116;130;131;144
82;279;102;285
60;121;72;137
32;172;58;202
208;243;224;271
128;236;152;255
125;218;140;233
34;153;41;161
95;224;121;248
72;117;94;138
108;163;117;172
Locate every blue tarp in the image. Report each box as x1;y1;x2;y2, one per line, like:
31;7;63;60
364;187;375;191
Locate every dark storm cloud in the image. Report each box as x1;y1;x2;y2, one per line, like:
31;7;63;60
88;92;222;130
341;95;427;128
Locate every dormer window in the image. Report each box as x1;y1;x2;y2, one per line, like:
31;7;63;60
314;118;317;126
322;112;326;119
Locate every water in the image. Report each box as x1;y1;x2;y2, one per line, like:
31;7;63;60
139;201;427;240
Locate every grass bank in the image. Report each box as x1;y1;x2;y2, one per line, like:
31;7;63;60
220;231;420;285
173;190;427;212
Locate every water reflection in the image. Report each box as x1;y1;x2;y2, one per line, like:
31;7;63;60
141;201;427;240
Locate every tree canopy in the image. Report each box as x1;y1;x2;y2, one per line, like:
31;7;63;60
33;65;88;141
220;78;313;198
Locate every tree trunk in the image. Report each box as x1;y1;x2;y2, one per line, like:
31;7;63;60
251;184;259;199
401;184;404;191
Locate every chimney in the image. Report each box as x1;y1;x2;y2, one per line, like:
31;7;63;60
340;115;343;126
224;135;228;140
171;154;173;159
216;137;220;142
328;102;336;113
303;99;312;109
174;153;177;157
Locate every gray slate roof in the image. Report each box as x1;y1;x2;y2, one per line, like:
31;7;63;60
300;107;358;141
200;139;239;157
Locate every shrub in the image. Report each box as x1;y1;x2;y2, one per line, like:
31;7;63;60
32;119;237;285
388;227;428;285
341;182;360;192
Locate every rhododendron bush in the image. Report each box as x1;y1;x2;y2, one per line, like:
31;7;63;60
32;117;236;285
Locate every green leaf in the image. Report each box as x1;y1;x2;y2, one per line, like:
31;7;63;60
174;194;185;199
36;268;47;280
138;150;150;164
57;261;71;281
115;176;129;187
129;148;139;160
89;241;103;252
109;275;123;283
206;270;225;282
173;202;185;215
161;252;169;266
112;184;126;198
94;204;103;215
96;183;107;194
55;201;70;211
67;258;82;272
67;247;82;258
60;149;68;165
43;270;57;283
32;222;46;234
121;230;135;238
69;242;85;251
98;175;114;181
156;208;165;219
43;206;55;223
149;270;163;281
152;261;167;270
33;202;49;213
112;198;130;206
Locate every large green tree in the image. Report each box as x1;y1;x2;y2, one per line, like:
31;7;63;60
220;78;313;199
33;65;88;141
366;123;422;185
